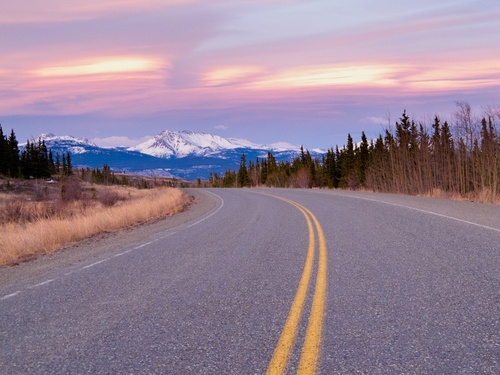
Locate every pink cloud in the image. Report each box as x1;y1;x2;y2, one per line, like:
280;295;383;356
0;0;202;24
2;0;500;136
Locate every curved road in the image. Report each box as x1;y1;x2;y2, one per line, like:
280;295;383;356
1;188;499;374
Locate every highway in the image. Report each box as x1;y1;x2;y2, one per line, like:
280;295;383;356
1;188;499;374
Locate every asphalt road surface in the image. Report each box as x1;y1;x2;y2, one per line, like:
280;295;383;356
1;188;499;374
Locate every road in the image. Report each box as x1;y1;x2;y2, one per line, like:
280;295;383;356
1;188;499;374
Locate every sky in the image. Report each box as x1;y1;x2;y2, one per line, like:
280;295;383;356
1;0;500;149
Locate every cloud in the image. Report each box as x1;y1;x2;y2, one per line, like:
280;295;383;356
92;135;152;148
204;66;263;87
250;64;400;89
405;59;500;91
214;125;228;130
0;0;201;24
365;116;390;126
33;57;163;77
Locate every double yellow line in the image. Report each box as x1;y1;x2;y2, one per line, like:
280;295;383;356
261;194;328;375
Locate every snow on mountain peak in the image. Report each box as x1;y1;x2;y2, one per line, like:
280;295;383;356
38;133;97;147
35;133;97;154
32;130;319;160
129;130;270;158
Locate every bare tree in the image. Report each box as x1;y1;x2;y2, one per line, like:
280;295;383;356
453;101;479;153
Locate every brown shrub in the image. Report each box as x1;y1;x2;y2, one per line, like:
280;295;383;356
2;199;27;223
98;190;123;207
61;177;82;202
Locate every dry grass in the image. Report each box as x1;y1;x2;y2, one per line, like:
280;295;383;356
336;186;499;205
420;188;500;204
0;184;189;266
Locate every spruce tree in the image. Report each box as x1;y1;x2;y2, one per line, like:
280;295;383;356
55;152;61;174
237;154;249;187
62;153;67;176
358;132;369;186
66;153;72;175
7;129;20;177
260;159;268;185
48;150;55;175
0;125;8;175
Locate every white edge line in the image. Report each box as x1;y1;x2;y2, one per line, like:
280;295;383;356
338;194;500;233
0;291;21;300
81;258;110;269
8;191;224;286
113;249;134;257
186;190;224;228
28;279;55;289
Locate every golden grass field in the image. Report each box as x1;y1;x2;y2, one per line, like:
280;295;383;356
0;180;189;266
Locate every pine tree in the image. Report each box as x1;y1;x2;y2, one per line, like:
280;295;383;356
48;150;55;175
66;153;72;175
55;152;61;174
358;132;369;186
6;129;20;177
62;153;67;176
260;159;268;185
222;169;236;187
237;154;249;187
0;126;7;175
338;134;355;188
323;148;336;188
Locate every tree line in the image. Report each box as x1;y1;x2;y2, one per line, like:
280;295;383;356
0;125;72;179
0;126;173;190
209;103;500;202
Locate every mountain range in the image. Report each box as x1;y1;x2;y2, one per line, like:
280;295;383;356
38;131;324;180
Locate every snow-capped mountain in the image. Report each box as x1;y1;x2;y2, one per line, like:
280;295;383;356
128;130;298;159
30;131;323;180
38;133;97;155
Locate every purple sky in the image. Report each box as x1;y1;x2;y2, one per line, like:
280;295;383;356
2;0;500;149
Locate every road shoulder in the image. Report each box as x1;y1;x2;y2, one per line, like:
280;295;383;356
0;188;217;287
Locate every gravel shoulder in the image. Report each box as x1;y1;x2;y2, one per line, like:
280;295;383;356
0;188;217;287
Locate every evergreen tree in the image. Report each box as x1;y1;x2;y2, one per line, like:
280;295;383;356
222;169;236;187
0;126;7;175
338;134;355;188
55;152;61;174
260;159;268;185
62;153;67;176
7;129;20;177
48;150;54;175
358;132;369;186
267;152;277;175
102;164;112;184
66;152;72;175
322;148;336;188
237;154;249;187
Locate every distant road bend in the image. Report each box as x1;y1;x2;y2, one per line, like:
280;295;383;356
1;188;499;374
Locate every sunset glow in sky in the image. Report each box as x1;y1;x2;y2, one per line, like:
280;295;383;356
2;0;500;148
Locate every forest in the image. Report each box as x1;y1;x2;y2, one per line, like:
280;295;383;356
0;126;72;179
208;102;500;203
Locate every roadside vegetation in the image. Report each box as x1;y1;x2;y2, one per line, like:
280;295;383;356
0;176;189;266
209;102;500;204
0;126;189;266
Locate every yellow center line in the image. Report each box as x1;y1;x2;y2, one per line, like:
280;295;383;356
257;193;328;375
298;207;328;375
266;201;315;375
